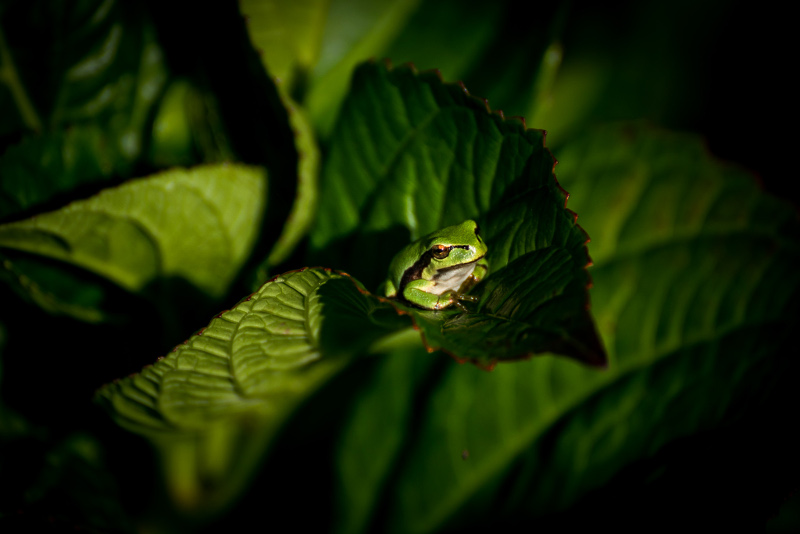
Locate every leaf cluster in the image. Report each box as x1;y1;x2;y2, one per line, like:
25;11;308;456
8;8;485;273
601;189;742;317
0;1;797;532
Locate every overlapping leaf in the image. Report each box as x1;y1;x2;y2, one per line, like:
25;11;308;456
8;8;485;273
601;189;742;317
311;61;602;366
260;91;320;270
304;0;421;136
240;0;329;92
333;124;799;533
0;0;169;218
0;125;127;221
97;267;402;510
0;164;266;320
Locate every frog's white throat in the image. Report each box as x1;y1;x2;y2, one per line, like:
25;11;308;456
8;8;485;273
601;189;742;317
428;261;477;295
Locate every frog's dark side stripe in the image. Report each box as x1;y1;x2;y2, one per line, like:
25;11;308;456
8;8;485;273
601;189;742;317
398;245;475;290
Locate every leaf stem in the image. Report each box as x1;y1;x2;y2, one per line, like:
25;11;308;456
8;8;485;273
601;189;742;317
0;25;43;133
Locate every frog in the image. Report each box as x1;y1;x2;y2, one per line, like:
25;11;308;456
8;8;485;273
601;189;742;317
383;220;489;310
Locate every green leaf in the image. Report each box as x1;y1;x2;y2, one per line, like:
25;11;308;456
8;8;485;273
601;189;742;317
334;345;439;534
0;164;266;301
301;0;563;140
304;0;421;137
381;0;506;83
334;124;799;532
97;267;401;514
0;125;128;220
260;90;320;270
240;0;329;92
385;0;566;122
0;0;170;216
0;251;131;323
1;0;168;140
311;61;601;366
411;246;604;368
148;78;236;168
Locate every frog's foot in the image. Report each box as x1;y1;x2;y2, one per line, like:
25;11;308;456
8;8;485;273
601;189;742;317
435;290;458;310
452;293;479;313
454;300;471;313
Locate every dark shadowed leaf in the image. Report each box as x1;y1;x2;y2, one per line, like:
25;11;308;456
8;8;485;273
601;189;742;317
260;91;320;271
332;123;798;533
0;125;129;221
0;0;169;217
304;0;420;136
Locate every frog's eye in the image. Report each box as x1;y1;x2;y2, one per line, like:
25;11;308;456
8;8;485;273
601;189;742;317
432;245;451;260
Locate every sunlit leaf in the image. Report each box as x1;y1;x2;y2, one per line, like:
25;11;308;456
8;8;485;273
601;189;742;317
240;0;329;91
0;164;266;300
97;268;401;513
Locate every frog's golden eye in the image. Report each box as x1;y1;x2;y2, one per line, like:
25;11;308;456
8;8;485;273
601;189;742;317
432;245;451;260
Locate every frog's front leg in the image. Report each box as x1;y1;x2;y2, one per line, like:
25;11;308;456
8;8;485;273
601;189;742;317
457;258;490;295
402;280;457;310
472;258;489;283
383;278;399;299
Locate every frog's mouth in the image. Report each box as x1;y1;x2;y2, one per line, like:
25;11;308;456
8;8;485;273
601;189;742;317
433;253;485;274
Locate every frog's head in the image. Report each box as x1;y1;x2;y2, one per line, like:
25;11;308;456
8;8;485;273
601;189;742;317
424;219;488;268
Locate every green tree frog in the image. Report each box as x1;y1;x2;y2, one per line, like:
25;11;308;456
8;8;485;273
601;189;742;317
383;220;489;310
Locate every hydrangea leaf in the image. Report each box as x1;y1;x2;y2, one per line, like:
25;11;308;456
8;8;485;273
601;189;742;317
311;60;602;367
96;267;402;512
333;124;799;533
0;164;266;306
0;0;169;217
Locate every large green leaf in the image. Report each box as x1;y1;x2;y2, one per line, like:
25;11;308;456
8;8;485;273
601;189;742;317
311;61;602;366
0;164;266;313
96;267;402;515
333;124;799;532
